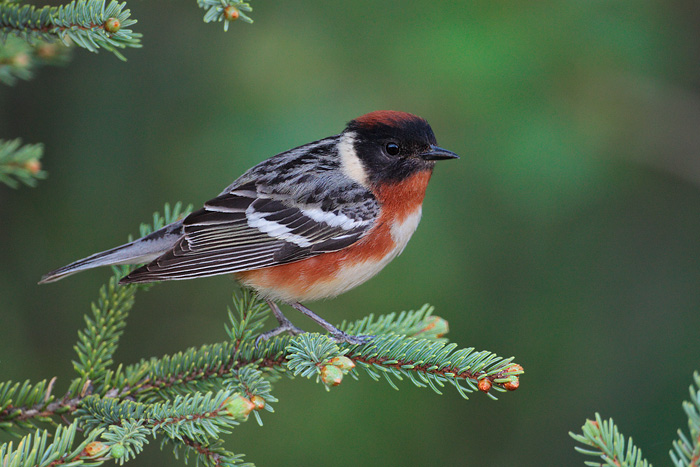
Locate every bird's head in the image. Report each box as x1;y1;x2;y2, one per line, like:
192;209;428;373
339;110;458;188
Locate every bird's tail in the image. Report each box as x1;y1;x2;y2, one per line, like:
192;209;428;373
38;220;184;284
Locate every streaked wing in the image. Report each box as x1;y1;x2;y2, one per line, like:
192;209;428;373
121;176;379;282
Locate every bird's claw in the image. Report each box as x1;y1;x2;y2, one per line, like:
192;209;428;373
329;332;373;346
255;323;305;347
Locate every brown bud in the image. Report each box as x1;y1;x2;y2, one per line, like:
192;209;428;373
224;395;256;419
320;364;343;387
24;159;41;175
504;379;519;391
250;395;266;410
223;6;240;21
477;378;492;393
417;316;449;337
508;364;524;374
84;441;106;456
329;356;355;371
12;53;30;68
35;43;58;59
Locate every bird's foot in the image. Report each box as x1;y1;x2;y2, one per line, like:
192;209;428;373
328;331;374;346
255;322;305;347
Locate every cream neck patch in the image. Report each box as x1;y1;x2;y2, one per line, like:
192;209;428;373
338;131;370;188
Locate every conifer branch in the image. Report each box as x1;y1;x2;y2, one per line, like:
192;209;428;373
0;0;141;61
0;138;45;188
72;277;136;392
173;437;250;467
0;423;109;467
198;0;253;31
570;413;650;467
0;202;523;465
100;419;149;463
671;372;700;467
572;372;700;467
0;35;71;85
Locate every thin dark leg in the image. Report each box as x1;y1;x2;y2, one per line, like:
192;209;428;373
291;302;372;345
255;300;305;346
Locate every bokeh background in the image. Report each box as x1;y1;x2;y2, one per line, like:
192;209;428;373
2;1;700;465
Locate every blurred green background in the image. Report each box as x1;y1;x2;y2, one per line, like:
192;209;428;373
2;1;700;465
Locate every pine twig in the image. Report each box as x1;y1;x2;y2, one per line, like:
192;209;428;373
0;202;523;465
671;372;700;467
0;0;142;61
197;0;253;31
570;413;650;467
0;138;45;188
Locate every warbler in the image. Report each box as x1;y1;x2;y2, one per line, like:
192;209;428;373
40;111;458;344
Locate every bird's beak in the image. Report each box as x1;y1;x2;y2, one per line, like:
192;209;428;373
421;145;460;161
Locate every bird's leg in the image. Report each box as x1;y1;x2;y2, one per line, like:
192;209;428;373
255;300;305;346
290;302;373;345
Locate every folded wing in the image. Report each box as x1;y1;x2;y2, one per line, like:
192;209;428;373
121;179;379;283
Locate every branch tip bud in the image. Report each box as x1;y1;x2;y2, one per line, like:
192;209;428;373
24;159;41;174
329;356;355;371
110;444;126;459
224;395;256;420
104;17;121;33
250;395;266;410
223;6;239;21
418;316;449;337
477;378;491;393
321;364;343;387
504;379;519;391
84;441;106;457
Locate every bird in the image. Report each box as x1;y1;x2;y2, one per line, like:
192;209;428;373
39;111;458;344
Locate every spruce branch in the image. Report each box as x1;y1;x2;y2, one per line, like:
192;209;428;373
286;332;522;397
77;391;256;466
570;413;651;467
0;138;45;188
77;389;246;443
0;423;109;467
72;276;136;392
171;437;251;467
228;366;276;426
0;0;142;61
340;303;449;341
198;0;253;31
100;419;149;464
572;372;700;467
0;379;58;432
0;202;523;465
74;202;190;393
0;35;71;85
671;372;700;467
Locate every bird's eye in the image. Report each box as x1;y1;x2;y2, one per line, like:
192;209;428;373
385;142;400;156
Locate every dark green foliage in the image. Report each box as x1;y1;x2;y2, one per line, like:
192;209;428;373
198;0;252;31
347;333;516;398
572;372;700;466
73;277;136;392
670;372;700;467
0;0;141;61
0;379;56;432
0;35;71;85
0;424;106;467
571;414;650;467
0;0;253;70
0;138;45;188
0;204;523;464
101;420;149;464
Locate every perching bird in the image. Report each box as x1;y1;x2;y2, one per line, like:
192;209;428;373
40;111;458;344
